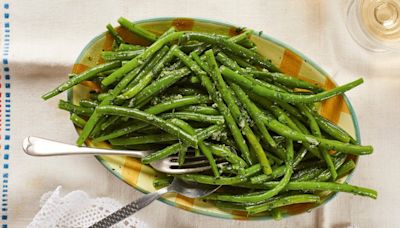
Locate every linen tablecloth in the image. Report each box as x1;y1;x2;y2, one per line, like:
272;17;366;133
1;0;399;227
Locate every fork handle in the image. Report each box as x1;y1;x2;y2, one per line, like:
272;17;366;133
22;136;150;157
90;187;169;228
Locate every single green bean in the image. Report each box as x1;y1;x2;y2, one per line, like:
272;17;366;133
208;144;247;168
118;17;158;42
101;50;144;61
142;143;187;164
246;70;324;93
58;100;94;116
336;159;356;178
79;99;98;108
42;61;121;100
220;66;364;104
178;105;219;115
109;134;177;146
160;112;225;124
261;181;377;199
117;43;145;51
246;194;320;214
314;114;353;143
69;113;87;128
106;23;124;45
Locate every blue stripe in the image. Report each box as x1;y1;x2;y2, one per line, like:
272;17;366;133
2;4;10;225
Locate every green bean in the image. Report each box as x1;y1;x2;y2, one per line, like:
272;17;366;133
250;146;308;184
314;154;346;181
271;209;283;221
206;140;294;202
96;105;198;148
314;114;353;143
261;181;377;199
160;112;225;124
106;23;124;45
220;66;364;104
208;144;247;168
153;176;173;189
93;121;149;143
101;31;184;86
215;52;243;73
251;93;321;158
336;159;356;178
291;166;325;181
118;46;171;99
275;100;307;122
246;194;320;214
297;104;336;179
297;104;320;136
128;67;192;107
100;115;120;131
69;113;87;128
200;51;270;168
173;48;252;166
167;118;194;166
166;87;206;96
203;51;272;171
118;17;158;42
144;95;211;114
195;124;226;141
101;50;144;61
184;32;280;72
230;83;277;148
179;164;261;185
142;143;187;164
79;99;98;108
94;96;211;142
58;100;94;116
109;134;177;146
178;105;219;115
169;118;219;176
229;29;253;43
246;70;324;93
228;54;257;69
260;113;373;155
124;46;171;91
180;42;205;53
42;61;121;100
76;58;149;145
116;43;145;51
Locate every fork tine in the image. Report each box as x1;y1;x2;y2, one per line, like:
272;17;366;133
168;158;225;167
150;161;229;174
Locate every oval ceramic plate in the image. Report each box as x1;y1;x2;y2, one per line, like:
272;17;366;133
68;17;360;220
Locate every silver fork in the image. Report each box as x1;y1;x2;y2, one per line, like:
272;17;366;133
22;136;227;174
89;178;220;227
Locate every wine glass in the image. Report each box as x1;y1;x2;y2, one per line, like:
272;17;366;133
346;0;400;52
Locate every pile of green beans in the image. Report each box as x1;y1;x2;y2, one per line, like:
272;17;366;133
43;17;376;218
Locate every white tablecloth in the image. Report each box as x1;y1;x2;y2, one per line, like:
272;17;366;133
2;0;399;227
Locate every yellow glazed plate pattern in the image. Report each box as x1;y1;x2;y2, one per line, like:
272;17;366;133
68;18;360;220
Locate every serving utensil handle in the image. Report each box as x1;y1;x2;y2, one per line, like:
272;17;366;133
22;136;150;157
